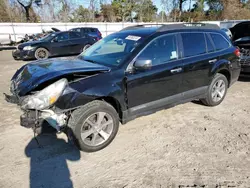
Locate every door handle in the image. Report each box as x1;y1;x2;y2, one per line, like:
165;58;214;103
208;59;217;63
170;67;182;73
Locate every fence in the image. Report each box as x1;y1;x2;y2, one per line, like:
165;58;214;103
0;20;247;43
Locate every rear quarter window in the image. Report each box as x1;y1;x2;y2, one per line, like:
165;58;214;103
210;33;230;51
181;33;206;57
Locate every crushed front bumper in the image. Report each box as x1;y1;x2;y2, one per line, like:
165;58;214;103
4;93;67;132
12;49;35;60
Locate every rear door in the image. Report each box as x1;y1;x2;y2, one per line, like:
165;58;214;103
69;32;85;54
50;32;70;56
126;34;183;113
180;32;217;98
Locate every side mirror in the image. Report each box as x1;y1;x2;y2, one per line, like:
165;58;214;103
52;38;58;43
134;59;152;70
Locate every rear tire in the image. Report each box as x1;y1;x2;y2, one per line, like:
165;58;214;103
67;100;119;152
82;44;91;52
201;73;228;106
34;47;49;60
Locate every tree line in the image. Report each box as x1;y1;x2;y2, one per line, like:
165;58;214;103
1;0;250;23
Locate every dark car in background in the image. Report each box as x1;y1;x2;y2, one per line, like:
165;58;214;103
5;23;241;152
228;21;250;76
70;27;102;41
12;31;95;60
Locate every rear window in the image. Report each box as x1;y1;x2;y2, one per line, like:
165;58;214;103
210;33;230;51
181;33;206;57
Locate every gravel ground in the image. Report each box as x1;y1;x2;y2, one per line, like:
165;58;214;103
0;51;250;188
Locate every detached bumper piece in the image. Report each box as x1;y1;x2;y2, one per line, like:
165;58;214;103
4;93;19;104
12;49;35;60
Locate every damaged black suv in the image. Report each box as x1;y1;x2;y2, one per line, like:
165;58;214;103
5;23;241;152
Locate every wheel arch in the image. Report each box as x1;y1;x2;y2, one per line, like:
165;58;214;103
96;96;123;122
34;46;51;55
217;69;231;87
34;46;50;51
211;60;231;87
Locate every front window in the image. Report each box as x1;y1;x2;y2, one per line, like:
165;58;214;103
39;33;56;41
54;32;69;42
137;34;178;66
79;33;144;66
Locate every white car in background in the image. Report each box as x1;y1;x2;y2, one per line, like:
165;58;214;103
0;34;25;45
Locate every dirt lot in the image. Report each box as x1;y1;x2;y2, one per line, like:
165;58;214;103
0;51;250;188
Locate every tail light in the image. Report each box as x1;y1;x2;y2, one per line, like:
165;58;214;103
98;31;102;37
234;48;240;57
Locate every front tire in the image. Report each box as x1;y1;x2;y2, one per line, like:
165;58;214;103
201;73;228;106
34;47;49;60
67;101;119;152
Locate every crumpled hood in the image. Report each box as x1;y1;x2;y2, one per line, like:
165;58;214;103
11;57;110;96
18;40;43;49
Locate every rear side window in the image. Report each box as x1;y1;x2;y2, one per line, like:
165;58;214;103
82;28;89;33
181;33;206;57
83;28;92;33
210;33;230;51
69;32;81;39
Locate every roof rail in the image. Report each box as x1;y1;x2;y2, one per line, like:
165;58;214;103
120;24;163;31
120;23;220;32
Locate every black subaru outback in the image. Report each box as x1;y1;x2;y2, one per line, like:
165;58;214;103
5;23;241;152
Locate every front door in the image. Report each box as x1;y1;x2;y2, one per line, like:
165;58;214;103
126;34;183;114
50;32;70;56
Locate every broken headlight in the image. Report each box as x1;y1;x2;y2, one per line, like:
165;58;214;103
21;78;68;110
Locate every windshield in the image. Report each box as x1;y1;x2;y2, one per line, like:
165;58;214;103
39;33;56;41
79;33;144;66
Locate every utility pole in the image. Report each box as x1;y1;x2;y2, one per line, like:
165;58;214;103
161;0;167;23
89;0;95;22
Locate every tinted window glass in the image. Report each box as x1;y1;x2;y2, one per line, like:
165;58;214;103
69;32;81;39
71;28;81;33
55;32;69;41
181;33;206;57
205;34;214;52
83;28;90;33
138;35;178;66
210;33;230;51
90;28;96;32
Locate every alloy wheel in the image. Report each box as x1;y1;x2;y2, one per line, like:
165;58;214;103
211;79;226;102
80;112;114;147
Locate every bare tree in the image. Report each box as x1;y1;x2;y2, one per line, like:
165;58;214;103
16;0;33;22
221;0;241;20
